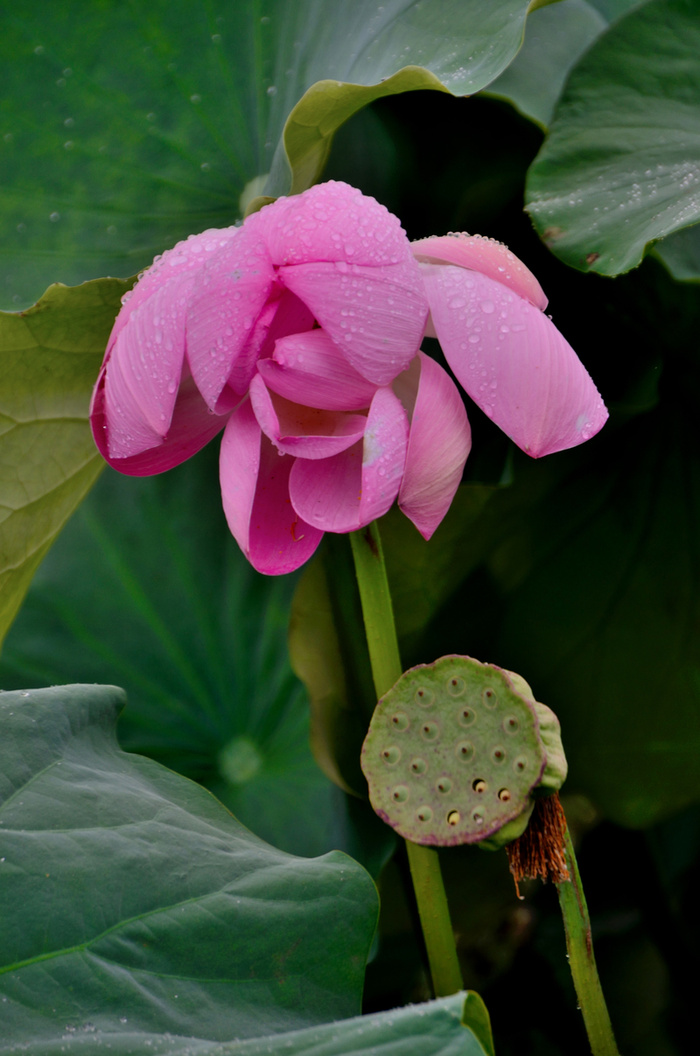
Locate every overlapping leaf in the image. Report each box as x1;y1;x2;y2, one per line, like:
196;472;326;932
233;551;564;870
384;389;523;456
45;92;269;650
0;683;377;1045
2;0;536;310
526;0;700;276
0;278;129;649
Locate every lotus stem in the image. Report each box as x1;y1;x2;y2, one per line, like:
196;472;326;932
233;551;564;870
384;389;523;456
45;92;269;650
350;522;463;997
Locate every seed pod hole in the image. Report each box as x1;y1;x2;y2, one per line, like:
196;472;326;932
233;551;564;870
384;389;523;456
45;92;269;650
473;778;487;793
492;746;506;763
505;716;519;733
391;712;409;731
498;787;512;802
392;785;409;803
436;777;452;794
447;810;460;826
456;741;474;762
416;806;433;822
415;688;434;708
421;721;440;742
410;757;427;775
514;756;527;773
447;676;466;697
482;688;497;708
381;746;401;765
472;811;484;826
458;707;476;727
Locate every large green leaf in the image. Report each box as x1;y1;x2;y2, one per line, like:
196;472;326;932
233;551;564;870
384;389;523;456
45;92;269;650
0;683;378;1045
0;683;491;1056
0;450;349;859
0;278;129;650
486;0;607;129
525;0;700;275
2;0;537;310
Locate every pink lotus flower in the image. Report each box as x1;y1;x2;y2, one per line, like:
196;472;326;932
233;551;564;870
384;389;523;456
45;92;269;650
91;181;607;575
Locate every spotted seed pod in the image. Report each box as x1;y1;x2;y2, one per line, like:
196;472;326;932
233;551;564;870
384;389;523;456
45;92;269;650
360;655;567;848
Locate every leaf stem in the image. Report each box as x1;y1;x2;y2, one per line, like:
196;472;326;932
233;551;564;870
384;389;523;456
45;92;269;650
556;826;620;1056
349;522;463;997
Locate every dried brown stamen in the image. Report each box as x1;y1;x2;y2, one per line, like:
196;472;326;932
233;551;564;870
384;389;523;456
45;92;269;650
506;792;570;897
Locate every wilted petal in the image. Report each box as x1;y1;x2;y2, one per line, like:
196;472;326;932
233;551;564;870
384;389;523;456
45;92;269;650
257;329;377;410
412;233;548;310
422;264;608;457
280;259;427;386
219;400;323;575
395;353;471;539
91;365;227;475
249;373;367;459
289;386;408;532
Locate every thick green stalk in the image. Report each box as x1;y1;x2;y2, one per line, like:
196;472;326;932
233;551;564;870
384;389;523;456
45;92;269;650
556;827;620;1056
350;522;463;998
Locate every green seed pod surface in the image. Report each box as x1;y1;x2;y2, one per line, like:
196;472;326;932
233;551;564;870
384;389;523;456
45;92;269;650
361;655;548;846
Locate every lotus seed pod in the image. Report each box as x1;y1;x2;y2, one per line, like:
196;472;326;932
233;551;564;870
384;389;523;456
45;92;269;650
361;655;552;847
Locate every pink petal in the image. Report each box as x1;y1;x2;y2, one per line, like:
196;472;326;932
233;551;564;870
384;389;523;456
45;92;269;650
395;353;472;539
262;180;415;269
110;226;240;349
279;259;427;386
289;387;408;532
257;329;377;410
186;211;277;410
422;265;608;457
249;374;367;459
219;400;323;575
100;278;191;460
91;365;227;476
412;234;548;311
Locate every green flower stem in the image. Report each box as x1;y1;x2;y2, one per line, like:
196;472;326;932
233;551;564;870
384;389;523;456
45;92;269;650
350;522;463;998
556;827;620;1056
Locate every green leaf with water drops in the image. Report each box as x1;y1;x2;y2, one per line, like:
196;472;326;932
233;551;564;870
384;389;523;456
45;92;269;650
0;683;380;1048
485;0;607;129
525;0;700;275
0;277;130;652
2;0;538;310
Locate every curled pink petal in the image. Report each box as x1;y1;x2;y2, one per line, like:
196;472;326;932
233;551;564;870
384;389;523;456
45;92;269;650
395;353;472;539
280;259;427;386
289;386;408;532
99;278;191;460
91;365;227;476
249;373;367;459
412;233;548;310
258;329;378;410
422;264;608;457
219;401;323;575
